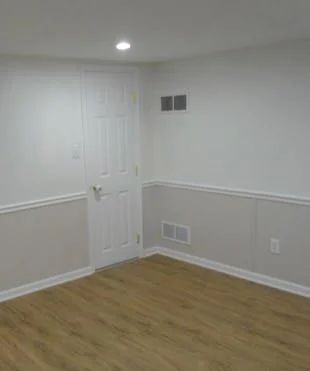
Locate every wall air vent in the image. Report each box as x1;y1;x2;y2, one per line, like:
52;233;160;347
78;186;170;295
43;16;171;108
160;93;188;112
161;221;191;245
161;96;173;112
173;95;187;111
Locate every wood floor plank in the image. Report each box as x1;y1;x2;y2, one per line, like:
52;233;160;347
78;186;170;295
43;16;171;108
1;255;310;370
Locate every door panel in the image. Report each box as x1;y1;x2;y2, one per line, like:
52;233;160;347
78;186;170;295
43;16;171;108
118;117;128;174
97;118;111;177
85;71;139;269
99;194;113;251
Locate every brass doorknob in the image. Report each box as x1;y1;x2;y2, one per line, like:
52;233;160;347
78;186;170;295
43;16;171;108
91;184;102;192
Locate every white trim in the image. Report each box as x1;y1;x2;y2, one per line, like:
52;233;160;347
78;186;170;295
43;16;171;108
150;246;310;298
0;267;93;303
0;192;87;215
141;246;159;258
81;67;95;272
135;70;144;260
142;180;310;206
142;180;158;189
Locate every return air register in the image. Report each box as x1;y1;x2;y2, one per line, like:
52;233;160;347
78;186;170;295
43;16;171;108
161;94;187;112
161;221;191;245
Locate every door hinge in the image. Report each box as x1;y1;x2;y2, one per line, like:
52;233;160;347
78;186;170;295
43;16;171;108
135;165;139;176
136;233;141;245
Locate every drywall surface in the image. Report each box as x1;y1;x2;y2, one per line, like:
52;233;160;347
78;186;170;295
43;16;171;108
148;41;310;198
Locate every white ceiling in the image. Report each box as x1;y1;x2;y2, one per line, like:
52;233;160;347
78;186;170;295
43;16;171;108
0;0;310;62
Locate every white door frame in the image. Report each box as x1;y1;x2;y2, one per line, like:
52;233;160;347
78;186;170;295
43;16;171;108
80;65;143;271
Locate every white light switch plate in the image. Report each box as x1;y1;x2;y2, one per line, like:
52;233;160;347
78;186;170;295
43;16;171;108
270;238;280;255
72;143;82;159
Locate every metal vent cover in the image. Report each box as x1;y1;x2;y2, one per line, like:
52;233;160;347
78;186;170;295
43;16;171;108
160;93;188;112
161;221;191;245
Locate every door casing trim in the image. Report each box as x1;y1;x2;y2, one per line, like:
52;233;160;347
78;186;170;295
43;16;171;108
80;65;143;271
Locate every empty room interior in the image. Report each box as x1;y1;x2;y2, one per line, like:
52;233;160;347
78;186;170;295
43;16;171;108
1;0;310;370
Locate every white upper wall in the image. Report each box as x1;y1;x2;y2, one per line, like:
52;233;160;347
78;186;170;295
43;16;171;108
139;66;155;181
145;41;310;198
0;59;85;206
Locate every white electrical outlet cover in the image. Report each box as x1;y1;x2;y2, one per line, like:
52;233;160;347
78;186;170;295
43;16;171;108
72;143;81;159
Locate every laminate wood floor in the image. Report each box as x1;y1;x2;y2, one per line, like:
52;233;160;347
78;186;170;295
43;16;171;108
1;255;310;370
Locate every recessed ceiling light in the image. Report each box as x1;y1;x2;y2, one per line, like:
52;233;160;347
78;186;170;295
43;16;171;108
116;41;131;51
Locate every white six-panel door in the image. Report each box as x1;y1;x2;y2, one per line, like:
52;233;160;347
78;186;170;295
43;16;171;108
84;70;140;269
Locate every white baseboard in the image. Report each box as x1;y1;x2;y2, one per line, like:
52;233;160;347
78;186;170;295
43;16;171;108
0;266;94;303
4;247;309;303
141;246;159;258
144;247;310;298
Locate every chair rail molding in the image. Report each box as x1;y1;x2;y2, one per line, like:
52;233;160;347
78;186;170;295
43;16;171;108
0;192;87;215
142;180;310;206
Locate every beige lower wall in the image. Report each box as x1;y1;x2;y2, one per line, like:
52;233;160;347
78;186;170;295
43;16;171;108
0;199;89;292
142;187;159;250
143;185;310;287
255;201;310;286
